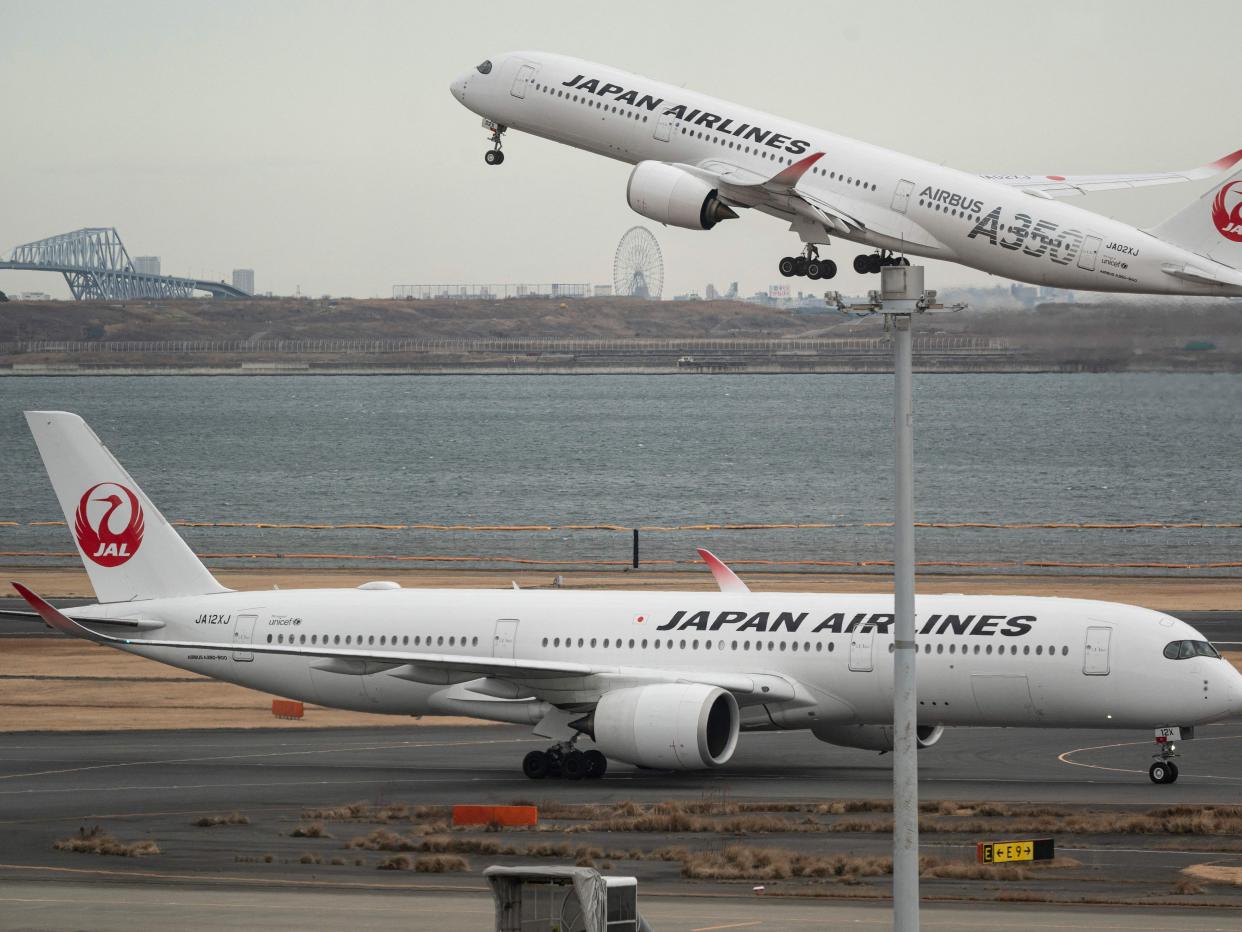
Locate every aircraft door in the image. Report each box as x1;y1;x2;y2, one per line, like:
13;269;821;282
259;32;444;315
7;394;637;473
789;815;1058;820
1078;235;1102;270
653;110;674;142
510;64;536;99
891;179;915;214
231;613;258;662
1083;626;1111;675
493;619;519;659
848;630;874;672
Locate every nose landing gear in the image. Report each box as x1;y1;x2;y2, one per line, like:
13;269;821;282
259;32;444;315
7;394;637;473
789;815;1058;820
778;245;837;280
483;121;507;166
1149;727;1188;784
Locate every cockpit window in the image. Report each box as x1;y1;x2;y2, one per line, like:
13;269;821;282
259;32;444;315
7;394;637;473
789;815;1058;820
1163;639;1221;660
476;60;492;75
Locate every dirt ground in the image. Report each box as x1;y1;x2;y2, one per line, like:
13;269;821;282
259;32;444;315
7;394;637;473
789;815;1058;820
2;567;1238;732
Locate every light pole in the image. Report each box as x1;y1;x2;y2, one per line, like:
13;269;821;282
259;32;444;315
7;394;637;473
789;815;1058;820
827;266;962;932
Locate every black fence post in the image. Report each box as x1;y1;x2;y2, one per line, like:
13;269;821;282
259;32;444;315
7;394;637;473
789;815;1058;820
632;528;639;569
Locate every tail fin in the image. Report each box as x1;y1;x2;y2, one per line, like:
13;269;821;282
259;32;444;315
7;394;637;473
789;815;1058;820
24;411;228;603
1150;165;1242;269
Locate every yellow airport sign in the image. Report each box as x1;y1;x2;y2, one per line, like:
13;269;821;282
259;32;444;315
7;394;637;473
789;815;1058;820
977;838;1055;864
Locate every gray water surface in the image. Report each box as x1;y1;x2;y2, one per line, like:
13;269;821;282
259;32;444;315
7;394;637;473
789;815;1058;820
1;374;1238;573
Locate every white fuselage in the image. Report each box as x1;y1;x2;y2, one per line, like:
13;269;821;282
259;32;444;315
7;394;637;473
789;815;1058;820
77;587;1242;733
450;51;1242;297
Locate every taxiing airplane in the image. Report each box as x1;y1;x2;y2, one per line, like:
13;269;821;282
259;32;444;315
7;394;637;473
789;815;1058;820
450;52;1242;295
10;412;1242;784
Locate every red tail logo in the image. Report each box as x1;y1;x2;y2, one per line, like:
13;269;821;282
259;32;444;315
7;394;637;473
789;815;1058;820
1211;180;1242;242
74;483;144;567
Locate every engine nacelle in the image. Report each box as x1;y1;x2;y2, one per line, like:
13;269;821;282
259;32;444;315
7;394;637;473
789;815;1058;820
812;723;944;753
585;683;740;770
626;161;739;231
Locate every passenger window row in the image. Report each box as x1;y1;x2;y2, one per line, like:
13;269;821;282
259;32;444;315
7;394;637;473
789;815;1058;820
267;633;481;649
535;84;649;123
541;635;837;653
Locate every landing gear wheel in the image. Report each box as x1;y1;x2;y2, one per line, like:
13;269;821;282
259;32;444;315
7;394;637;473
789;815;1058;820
1149;761;1179;784
522;750;548;779
793;256;809;276
484;149;505;166
562;750;588;781
866;254;883;274
821;259;838;280
805;260;823;280
778;256;797;277
583;750;608;779
853;254;869;275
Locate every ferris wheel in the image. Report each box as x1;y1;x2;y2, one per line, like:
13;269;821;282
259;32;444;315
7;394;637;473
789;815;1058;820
613;226;664;299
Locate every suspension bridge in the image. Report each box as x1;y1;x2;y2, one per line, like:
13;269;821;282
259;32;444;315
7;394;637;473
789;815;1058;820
0;228;250;300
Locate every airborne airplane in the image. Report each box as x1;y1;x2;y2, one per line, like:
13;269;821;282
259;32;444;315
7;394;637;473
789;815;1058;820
449;53;1242;293
10;412;1242;784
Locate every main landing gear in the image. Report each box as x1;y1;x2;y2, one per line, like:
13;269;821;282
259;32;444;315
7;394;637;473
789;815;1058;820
1149;732;1182;784
522;742;608;781
484;123;507;166
853;251;911;274
778;245;837;280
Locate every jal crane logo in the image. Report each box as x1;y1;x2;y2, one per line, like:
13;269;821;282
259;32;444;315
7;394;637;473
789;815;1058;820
74;482;144;567
1211;180;1242;242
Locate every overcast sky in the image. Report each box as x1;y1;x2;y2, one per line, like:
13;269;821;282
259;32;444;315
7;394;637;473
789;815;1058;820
2;0;1239;300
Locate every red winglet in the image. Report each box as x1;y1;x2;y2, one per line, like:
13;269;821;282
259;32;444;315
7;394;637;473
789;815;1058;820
1209;148;1242;173
11;582;101;640
696;549;751;594
769;151;824;189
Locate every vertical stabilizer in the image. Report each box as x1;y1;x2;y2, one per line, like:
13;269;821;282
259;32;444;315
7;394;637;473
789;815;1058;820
24;411;228;603
1150;166;1242;270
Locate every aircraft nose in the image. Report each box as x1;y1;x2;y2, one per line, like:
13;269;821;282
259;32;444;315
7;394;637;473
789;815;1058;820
450;74;468;103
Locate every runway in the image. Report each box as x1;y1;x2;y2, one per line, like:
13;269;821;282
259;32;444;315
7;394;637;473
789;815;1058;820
1;723;1241;929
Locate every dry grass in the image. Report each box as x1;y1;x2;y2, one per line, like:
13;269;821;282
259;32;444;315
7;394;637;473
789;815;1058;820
191;811;249;828
297;852;322;865
1183;864;1242;886
679;846;893;881
379;853;470;873
347;829;419;852
419;834;506;855
1173;876;1207;895
290;821;333;838
921;861;1030;881
54;826;159;858
301;801;429;822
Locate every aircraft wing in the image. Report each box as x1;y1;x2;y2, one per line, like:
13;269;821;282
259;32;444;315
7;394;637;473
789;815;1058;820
12;582;801;705
680;154;943;248
981;147;1242;198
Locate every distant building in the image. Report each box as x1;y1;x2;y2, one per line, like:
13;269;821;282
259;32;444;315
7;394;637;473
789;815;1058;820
705;283;719;300
673;292;702;301
593;284;613;297
768;284;790;299
724;281;738;299
132;256;160;276
232;269;255;295
20;291;53;301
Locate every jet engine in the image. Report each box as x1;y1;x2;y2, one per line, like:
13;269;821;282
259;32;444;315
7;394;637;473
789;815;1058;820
812;723;944;753
626;161;739;230
578;683;740;770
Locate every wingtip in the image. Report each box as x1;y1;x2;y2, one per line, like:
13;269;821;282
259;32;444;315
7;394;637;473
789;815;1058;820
1209;148;1242;172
